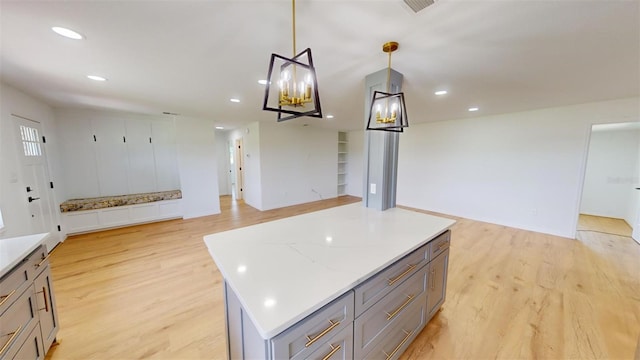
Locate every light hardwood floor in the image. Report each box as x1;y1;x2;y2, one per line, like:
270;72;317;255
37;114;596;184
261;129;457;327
45;197;640;359
577;213;633;237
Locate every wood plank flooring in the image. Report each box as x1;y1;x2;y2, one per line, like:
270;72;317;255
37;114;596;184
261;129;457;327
45;197;640;359
577;213;633;237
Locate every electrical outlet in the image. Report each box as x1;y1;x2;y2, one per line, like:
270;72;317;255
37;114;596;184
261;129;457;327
370;183;376;194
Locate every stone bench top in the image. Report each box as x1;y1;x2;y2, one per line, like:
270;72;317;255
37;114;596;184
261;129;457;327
60;190;182;213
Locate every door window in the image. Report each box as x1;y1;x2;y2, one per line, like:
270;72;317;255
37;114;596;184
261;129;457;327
20;125;42;157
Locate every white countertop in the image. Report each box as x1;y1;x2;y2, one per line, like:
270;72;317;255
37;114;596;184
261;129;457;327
0;233;50;278
203;203;455;339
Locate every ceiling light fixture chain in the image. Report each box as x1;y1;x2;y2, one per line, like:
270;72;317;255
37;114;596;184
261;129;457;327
292;0;296;57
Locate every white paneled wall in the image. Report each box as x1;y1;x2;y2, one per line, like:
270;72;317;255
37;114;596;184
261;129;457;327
56;109;180;200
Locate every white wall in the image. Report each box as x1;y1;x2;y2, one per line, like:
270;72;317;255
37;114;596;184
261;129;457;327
580;128;640;223
0;83;63;243
176;117;220;218
347;130;364;197
215;130;231;196
258;122;337;210
397;97;639;238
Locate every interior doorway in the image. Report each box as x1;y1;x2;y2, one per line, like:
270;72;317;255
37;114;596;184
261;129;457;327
577;122;640;242
14;114;59;251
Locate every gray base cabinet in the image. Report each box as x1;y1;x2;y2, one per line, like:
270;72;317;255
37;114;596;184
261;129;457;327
0;246;59;360
223;230;451;360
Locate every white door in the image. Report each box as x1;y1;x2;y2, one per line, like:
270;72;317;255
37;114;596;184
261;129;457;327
234;138;244;200
15;116;59;251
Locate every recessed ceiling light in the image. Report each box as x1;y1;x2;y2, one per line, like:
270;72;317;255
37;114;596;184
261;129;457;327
468;107;479;112
230;98;240;103
87;75;107;81
215;126;224;130
326;114;334;119
435;90;448;96
52;26;83;40
258;80;268;85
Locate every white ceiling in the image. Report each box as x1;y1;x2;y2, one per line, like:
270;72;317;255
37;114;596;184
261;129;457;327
1;0;638;131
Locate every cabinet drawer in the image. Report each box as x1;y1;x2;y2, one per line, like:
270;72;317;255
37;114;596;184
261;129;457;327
354;266;427;358
305;323;353;360
0;288;38;360
271;291;354;360
429;230;450;260
9;324;43;360
27;246;48;280
362;294;427;360
354;243;429;316
0;262;30;316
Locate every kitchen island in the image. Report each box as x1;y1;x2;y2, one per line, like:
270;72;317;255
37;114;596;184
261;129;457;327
0;233;59;359
204;203;455;360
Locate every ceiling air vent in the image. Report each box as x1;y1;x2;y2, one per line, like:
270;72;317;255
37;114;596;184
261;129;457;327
403;0;435;13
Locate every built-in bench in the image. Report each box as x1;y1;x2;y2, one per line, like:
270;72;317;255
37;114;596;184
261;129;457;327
60;190;183;234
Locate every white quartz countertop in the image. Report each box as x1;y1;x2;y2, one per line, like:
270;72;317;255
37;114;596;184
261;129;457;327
0;233;50;278
204;203;455;339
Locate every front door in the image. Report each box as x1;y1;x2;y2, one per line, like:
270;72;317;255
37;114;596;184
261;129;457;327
15;115;59;251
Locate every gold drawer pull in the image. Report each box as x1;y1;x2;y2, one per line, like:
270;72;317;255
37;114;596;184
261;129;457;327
35;246;58;268
430;269;435;290
0;289;16;307
36;254;50;268
0;325;22;355
305;319;340;347
437;241;448;250
383;329;413;360
321;343;342;360
387;264;416;286
385;294;415;321
37;286;49;312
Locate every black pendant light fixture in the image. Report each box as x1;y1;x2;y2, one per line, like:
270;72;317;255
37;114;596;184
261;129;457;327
366;41;409;132
262;0;322;122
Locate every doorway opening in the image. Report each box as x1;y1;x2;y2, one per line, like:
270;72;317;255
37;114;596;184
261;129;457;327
577;122;640;243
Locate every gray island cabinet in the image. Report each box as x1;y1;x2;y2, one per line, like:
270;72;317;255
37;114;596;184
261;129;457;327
0;234;59;360
204;204;454;360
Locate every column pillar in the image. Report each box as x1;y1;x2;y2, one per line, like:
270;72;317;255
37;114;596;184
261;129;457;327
363;68;403;211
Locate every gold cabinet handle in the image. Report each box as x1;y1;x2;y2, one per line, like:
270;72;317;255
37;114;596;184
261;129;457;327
385;294;415;321
37;286;49;312
387;264;416;286
321;343;342;360
383;329;413;360
430;269;435;290
0;289;16;308
36;254;50;268
437;241;448;250
0;325;22;355
305;319;340;347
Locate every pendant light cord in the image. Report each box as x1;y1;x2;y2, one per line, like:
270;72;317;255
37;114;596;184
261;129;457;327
292;0;296;56
386;50;392;93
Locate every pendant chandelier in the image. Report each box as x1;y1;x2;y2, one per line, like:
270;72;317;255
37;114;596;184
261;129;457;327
366;42;409;132
262;0;322;122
